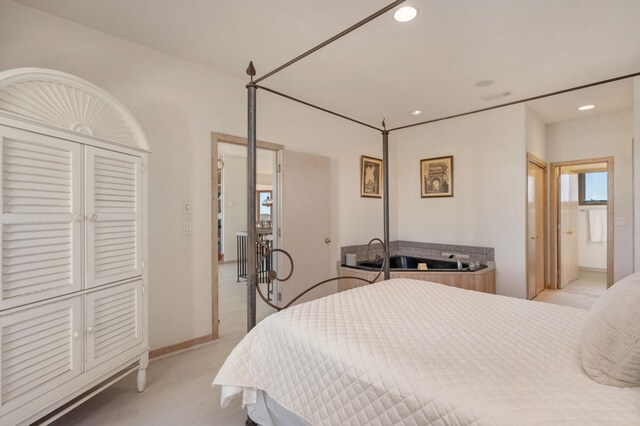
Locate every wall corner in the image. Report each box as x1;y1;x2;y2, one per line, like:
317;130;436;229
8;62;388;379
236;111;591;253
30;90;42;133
633;78;640;271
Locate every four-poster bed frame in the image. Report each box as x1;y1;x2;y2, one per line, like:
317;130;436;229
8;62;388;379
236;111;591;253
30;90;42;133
208;3;640;424
241;0;640;333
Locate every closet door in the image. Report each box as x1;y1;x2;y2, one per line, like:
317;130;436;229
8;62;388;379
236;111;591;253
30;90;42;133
0;126;83;309
86;147;142;288
0;297;83;417
85;280;144;370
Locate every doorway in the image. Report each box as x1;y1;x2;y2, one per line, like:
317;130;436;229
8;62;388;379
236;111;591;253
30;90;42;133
526;154;547;300
210;133;334;340
211;133;283;340
550;158;614;295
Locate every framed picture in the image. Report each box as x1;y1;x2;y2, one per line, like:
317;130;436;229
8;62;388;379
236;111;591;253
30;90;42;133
360;156;382;198
420;156;453;198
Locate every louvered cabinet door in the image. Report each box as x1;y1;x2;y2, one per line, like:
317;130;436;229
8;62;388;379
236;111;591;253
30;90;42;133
85;280;143;370
0;126;83;309
0;297;83;418
86;147;142;288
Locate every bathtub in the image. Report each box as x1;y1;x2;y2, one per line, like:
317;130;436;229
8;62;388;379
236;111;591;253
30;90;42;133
345;255;487;272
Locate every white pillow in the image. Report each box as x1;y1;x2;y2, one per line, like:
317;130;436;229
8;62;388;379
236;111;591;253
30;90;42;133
580;272;640;387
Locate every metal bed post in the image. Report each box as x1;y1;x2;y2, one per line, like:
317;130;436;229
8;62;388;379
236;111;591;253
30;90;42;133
382;124;390;280
246;62;258;332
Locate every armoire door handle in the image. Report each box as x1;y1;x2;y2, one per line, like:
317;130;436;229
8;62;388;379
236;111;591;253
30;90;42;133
89;213;98;222
74;214;84;222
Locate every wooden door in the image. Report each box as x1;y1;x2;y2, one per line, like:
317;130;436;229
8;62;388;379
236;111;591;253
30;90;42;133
86;147;143;288
279;151;331;306
527;161;545;299
0;126;83;309
559;172;579;288
0;297;83;417
85;280;144;370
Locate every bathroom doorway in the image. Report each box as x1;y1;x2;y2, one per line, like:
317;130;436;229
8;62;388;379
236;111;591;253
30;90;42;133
550;158;613;296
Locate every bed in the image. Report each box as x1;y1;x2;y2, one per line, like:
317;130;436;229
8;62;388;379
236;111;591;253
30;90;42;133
214;278;640;425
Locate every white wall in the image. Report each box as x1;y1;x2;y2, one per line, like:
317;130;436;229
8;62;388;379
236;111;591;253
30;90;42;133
525;106;546;161
0;0;385;349
634;77;640;271
547;110;634;282
578;206;607;270
395;105;528;298
257;173;272;186
221;155;246;262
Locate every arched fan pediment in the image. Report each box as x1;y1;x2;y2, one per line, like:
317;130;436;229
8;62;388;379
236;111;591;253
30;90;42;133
0;68;149;151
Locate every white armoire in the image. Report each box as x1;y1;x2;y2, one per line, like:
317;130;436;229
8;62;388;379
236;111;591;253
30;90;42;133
0;68;150;425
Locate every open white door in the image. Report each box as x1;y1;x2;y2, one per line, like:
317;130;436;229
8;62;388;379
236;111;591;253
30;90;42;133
278;150;331;306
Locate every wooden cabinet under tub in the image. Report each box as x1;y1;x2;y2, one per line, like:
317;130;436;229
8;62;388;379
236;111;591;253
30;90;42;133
0;68;150;425
337;265;496;294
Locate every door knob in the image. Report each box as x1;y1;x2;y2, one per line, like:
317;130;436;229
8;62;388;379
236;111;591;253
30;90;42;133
87;326;94;334
74;214;84;222
324;238;331;244
89;213;98;222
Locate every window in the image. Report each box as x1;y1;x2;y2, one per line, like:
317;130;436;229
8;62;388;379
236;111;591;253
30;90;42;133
578;171;607;205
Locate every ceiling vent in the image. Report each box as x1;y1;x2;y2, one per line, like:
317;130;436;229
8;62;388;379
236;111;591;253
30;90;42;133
481;91;512;102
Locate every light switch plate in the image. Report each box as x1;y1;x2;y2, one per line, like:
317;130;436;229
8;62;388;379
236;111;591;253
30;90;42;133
183;201;192;213
184;222;192;234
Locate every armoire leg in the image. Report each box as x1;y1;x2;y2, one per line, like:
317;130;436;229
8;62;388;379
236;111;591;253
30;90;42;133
137;351;149;392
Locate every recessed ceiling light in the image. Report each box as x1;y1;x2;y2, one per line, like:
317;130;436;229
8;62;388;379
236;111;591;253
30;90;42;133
411;110;423;115
475;80;494;87
394;6;418;23
578;104;595;111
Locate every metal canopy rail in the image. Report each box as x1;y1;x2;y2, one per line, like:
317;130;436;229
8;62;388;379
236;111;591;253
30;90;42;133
243;0;640;337
388;71;640;132
256;85;383;132
252;0;408;85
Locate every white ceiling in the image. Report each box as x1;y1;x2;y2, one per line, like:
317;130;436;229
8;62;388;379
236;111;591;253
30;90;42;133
14;0;640;127
527;78;633;124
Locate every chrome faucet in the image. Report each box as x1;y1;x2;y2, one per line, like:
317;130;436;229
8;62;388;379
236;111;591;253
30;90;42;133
443;253;469;271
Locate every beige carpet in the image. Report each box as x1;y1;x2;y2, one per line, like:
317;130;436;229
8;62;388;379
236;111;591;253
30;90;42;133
533;270;606;310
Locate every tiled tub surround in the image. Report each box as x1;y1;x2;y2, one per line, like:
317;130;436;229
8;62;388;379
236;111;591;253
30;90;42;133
340;241;495;266
338;241;496;294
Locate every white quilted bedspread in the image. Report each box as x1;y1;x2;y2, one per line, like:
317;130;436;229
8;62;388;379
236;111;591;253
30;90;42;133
213;279;640;425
